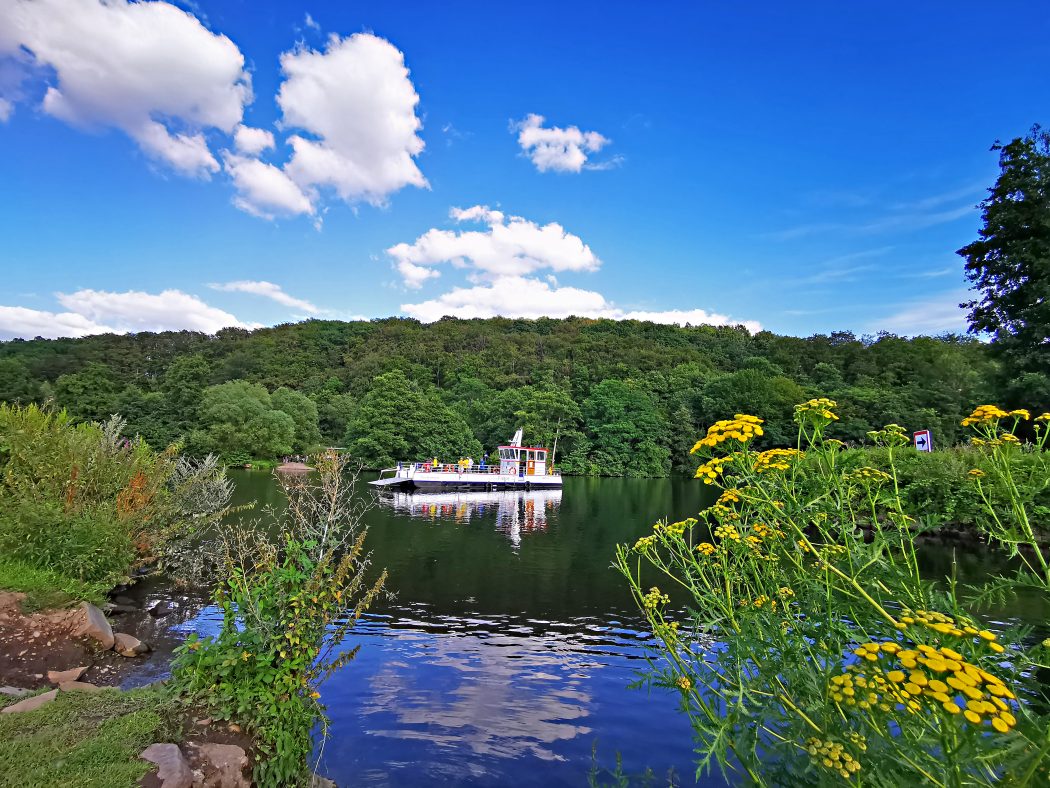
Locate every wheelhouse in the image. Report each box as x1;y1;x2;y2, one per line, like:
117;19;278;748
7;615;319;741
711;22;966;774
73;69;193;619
498;445;550;476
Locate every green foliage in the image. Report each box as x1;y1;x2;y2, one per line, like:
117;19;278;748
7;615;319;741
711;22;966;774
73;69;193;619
959;126;1050;394
0;687;170;788
0;557;108;611
0;402;232;602
271;386;323;453
170;453;386;787
0;317;1001;474
617;400;1050;786
194;380;296;460
342;370;482;467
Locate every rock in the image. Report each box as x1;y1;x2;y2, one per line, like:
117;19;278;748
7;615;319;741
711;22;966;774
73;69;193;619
190;743;250;788
112;595;137;607
1;689;58;713
114;632;150;657
148;601;174;618
59;681;102;693
194;717;212;727
0;686;32;697
108;604;138;615
140;743;193;788
48;666;88;684
76;602;115;650
226;723;241;733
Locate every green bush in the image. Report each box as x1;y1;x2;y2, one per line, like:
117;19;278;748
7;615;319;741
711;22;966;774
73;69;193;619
0;499;136;587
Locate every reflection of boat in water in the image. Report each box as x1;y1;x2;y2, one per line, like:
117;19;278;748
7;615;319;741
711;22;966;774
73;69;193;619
378;487;562;547
370;428;562;491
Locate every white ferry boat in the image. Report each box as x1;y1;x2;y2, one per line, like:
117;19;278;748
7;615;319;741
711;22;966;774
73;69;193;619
369;429;563;491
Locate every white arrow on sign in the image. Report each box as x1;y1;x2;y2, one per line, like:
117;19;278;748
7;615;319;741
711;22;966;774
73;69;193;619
913;430;932;452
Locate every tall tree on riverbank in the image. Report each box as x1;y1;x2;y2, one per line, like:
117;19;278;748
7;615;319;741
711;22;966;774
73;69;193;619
959;126;1050;405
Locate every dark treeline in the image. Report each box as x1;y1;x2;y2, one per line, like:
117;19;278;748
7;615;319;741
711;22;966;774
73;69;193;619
0;317;1012;476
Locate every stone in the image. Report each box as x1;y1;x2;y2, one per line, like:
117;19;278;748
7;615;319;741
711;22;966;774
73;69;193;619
76;602;115;650
148;601;174;618
226;723;241;733
194;717;212;727
59;681;102;693
0;686;32;697
191;743;250;788
107;604;138;615
114;632;150;657
1;689;58;713
48;666;88;684
112;595;137;607
140;743;193;788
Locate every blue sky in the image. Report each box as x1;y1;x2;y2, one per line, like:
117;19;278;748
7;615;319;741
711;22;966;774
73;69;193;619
0;0;1047;340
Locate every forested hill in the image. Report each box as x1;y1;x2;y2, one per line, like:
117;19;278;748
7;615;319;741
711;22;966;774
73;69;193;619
0;318;999;476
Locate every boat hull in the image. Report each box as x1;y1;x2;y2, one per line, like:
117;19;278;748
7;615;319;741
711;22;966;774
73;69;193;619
370;470;562;490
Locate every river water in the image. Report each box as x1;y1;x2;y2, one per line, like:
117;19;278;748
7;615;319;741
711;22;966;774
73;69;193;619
120;470;1046;786
144;471;724;787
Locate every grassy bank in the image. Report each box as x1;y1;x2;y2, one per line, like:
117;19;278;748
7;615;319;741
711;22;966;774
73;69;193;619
0;558;108;612
0;687;171;788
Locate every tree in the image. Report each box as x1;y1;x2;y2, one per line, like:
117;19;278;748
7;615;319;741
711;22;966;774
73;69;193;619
161;354;211;440
572;379;670;477
342;370;481;468
53;363;121;422
959;126;1050;381
271;387;322;453
196;381;295;460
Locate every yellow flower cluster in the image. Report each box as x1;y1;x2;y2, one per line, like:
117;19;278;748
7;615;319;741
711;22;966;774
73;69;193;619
752;522;783;540
695;455;735;484
752;448;804;473
1038;413;1050;423
691;414;764;452
713;524;740;541
805;737;862;779
675;675;692;690
696;542;716;556
633;535;656;553
832;641;1017;733
968;468;986;479
849;466;891;485
641;586;670;611
795;397;840;421
961;404;1010;427
654;518;695;538
898;608;1004;653
1010;409;1031;420
718;489;742;504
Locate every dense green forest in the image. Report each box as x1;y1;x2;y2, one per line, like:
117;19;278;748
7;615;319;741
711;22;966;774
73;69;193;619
0;317;1025;476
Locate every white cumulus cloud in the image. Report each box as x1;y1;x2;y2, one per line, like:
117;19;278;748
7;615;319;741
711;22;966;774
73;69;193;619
0;306;116;340
223;152;314;220
388;205;600;288
55;289;258;334
209;280;320;314
513;113;610;173
277;32;427;206
400;276;761;331
233;124;275;155
0;0;252;177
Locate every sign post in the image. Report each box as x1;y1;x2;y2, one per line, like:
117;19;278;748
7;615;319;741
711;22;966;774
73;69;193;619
913;429;932;452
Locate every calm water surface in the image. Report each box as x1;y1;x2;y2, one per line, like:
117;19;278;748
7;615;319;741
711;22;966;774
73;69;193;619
166;472;724;787
123;471;1046;786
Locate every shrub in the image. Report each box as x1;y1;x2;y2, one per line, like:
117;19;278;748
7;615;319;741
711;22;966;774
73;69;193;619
617;400;1050;786
170;451;386;787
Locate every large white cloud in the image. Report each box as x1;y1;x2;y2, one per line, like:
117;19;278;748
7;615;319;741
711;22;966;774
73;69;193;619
223;152;314;220
209;280;319;314
0;306;117;340
0;0;251;177
233;124;275;156
401;275;761;331
513;114;610;173
277;33;427;206
388;206;600;288
55;289;257;334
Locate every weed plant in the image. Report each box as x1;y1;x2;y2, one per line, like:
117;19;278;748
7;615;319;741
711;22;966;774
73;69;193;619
170;451;387;787
617;400;1050;786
